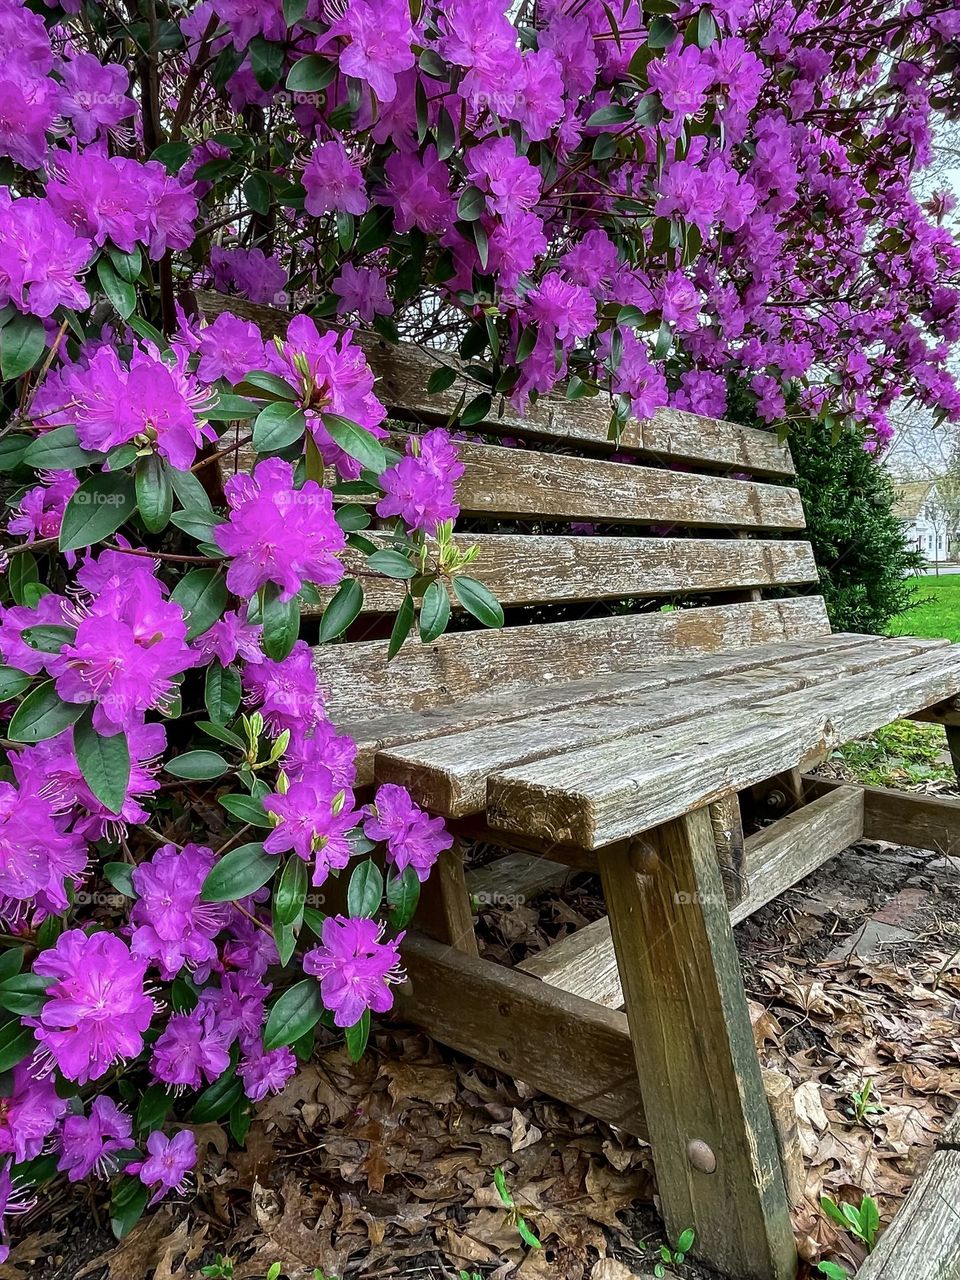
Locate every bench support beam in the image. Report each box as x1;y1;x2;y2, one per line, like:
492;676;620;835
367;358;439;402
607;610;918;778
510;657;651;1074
598;808;796;1280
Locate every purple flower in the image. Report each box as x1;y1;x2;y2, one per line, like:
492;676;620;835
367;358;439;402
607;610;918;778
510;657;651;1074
0;778;86;924
60;52;137;142
466;139;541;217
150;1010;230;1091
304;915;404;1028
0;1060;68;1164
659;271;701;332
0;1160;32;1265
381;146;455;235
304;140;369;217
211;246;286;305
29;930;154;1084
193;610;263;668
283;718;358;792
328;0;415;103
648;43;715;117
7;471;78;545
214;458;347;602
197;972;270;1051
365;784;452;883
139;161;198;260
332;264;393;323
47;147;151;253
238;1046;297;1102
57;1096;134;1181
136;1129;196;1205
0;193;91;318
243;641;325;737
263;780;358;885
0;63;59;171
197;313;267;385
131;843;228;980
376;429;463;534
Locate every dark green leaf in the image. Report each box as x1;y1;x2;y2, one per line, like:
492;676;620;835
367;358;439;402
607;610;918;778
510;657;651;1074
346;860;383;918
367;549;416;579
274;856;308;927
107;245;142;283
344;1009;370;1062
0;950;23;985
170;467;214;513
261;589;300;661
648;15;678;46
585;103;635;127
0;1019;35;1072
74;711;130;813
97;256;137;319
150;141;191;172
171;569;228;640
453;576;504;629
252;401;306;452
459;393;492;427
7;553;38;606
244;173;271;216
59;472;137;552
166;750;228;780
240;370;298;400
0;973;50;1016
263;979;325;1050
419;579;450;643
386;865;421;929
0;434;29;473
104;862;136;897
192;1071;243;1123
286;53;336;91
110;1177;148;1241
205;393;262;422
457;185;486;221
170;507;218;540
0;667;31;700
135;454;173;534
20;624;75;654
219;793;272;826
136;1084;171;1135
7;681;84;743
427;366;457;395
322;414;387;475
205;663;242;724
198;720;246;750
23;425;103;470
319;578;363;642
201;843;276;902
249;35;285;89
0;313;44;380
387;592;415;660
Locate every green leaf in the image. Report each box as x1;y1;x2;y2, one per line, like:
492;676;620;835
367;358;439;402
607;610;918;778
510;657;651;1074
198;721;246;750
151;141;191;172
387;593;415;660
335;503;371;533
457;185;486;221
201;843;276;902
252;401;306;452
23;425;103;470
419;579;450;643
387;865;421;929
170;507;218;540
166;750;228;780
453;576;504;629
0;1019;35;1072
110;1177;148;1241
261;589;300;661
0;313;45;380
7;553;38;606
205;663;242;724
586;103;635;127
97;256;137;319
648;15;678;46
7;681;84;744
344;1009;370;1062
286;53;336;91
240;370;298;400
136;1083;172;1135
693;6;717;48
517;1218;542;1249
103;862;136;897
244;172;271;216
74;711;130;814
20;624;75;654
205;393;262;422
263;979;325;1050
219;793;272;827
171;569;228;640
427;365;457;395
274;856;308;927
249;35;285;89
170;466;214;513
135;454;173;533
0;973;50;1016
125;314;167;348
459;393;492;427
107;245;142;284
347;859;384;918
0;667;31;701
676;1228;695;1254
322;413;387;475
59;471;137;552
319;578;363;642
367;549;416;579
0;949;24;984
0;434;29;473
192;1071;243;1123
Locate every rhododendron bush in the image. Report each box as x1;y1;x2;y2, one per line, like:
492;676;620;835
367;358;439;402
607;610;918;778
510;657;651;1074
0;0;958;1255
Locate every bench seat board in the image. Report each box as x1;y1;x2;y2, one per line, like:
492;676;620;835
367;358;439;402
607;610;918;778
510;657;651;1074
374;638;947;814
197;290;795;477
323;533;818;613
487;645;960;847
317;596;832;720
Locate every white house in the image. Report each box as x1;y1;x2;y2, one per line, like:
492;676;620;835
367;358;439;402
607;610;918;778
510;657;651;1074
893;479;953;561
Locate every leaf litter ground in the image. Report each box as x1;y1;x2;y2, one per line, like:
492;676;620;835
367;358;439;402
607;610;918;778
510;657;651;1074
10;773;960;1280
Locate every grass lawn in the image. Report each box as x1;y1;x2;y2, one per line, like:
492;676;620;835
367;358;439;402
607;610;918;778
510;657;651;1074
837;575;960;788
890;573;960;643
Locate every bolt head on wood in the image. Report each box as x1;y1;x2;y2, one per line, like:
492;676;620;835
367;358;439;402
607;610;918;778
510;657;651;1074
686;1138;717;1174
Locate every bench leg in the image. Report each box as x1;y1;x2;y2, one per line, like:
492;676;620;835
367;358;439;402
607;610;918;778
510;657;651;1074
945;726;960;784
416;839;479;956
598;807;797;1280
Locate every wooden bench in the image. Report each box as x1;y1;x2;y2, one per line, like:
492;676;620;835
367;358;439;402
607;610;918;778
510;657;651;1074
200;293;960;1280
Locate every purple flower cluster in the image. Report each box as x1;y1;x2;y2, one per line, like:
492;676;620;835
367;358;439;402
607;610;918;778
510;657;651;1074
376;430;464;534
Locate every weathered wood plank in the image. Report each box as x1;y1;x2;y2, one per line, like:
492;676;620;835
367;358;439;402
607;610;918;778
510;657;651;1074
598;810;796;1280
518;786;864;1006
806;775;960;856
855;1145;960;1280
377;640;939;816
761;1070;806;1209
197;290;794;476
488;647;960;848
326;534;818;614
318;597;833;722
348;631;884;784
465;851;571;908
393;932;647;1139
415;842;478;957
